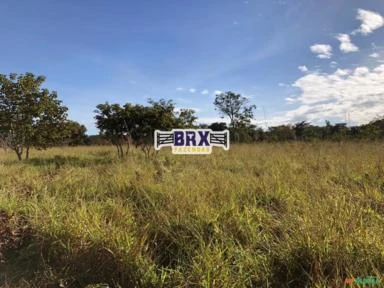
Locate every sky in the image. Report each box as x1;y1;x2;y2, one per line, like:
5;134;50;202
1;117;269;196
1;0;384;134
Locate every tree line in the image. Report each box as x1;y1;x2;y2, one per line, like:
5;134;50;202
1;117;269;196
1;73;383;160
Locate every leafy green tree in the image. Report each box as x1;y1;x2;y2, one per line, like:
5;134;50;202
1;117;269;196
358;117;384;140
133;99;178;158
213;91;256;143
62;120;88;146
94;103;129;158
267;125;295;141
175;109;197;128
213;91;256;128
95;98;186;158
208;122;228;131
293;121;310;140
0;73;68;160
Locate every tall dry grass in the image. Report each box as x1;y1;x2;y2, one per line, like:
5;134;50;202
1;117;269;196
0;142;384;287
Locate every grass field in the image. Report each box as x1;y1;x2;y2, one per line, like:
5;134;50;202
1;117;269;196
1;142;384;287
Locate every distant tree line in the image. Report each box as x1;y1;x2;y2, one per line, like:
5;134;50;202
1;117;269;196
1;72;384;160
202;119;384;142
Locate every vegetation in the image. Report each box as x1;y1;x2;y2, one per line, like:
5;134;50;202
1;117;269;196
94;99;197;158
1;73;384;287
93;91;384;151
1;143;384;287
0;73;85;160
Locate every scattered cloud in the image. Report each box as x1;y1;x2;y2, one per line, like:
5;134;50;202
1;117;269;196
201;89;209;95
278;82;288;87
189;88;196;93
176;87;184;91
197;117;227;125
336;34;359;53
243;94;254;99
330;61;338;68
278;64;384;125
310;44;333;59
285;97;297;104
214;90;223;95
352;9;384;35
298;65;308;72
370;52;380;58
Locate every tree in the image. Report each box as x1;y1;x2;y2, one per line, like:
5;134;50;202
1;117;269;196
213;91;256;128
175;109;197;128
62;120;88;146
358;117;384;140
95;98;184;159
267;125;295;141
133;99;178;158
94;103;130;158
0;73;68;160
208;122;228;131
293;121;310;140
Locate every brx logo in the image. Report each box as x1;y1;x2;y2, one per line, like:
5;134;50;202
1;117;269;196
154;129;230;154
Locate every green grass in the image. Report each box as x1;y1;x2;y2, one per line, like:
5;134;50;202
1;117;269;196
0;142;384;287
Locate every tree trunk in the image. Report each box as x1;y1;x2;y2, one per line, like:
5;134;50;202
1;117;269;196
125;137;130;156
25;145;30;160
14;148;22;161
119;144;124;159
115;143;124;159
115;144;120;158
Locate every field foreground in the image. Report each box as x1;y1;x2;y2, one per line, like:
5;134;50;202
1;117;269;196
0;143;384;287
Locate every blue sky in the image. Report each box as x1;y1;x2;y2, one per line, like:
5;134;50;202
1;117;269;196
1;0;384;134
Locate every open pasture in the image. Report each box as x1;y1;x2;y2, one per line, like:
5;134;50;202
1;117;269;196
1;142;384;287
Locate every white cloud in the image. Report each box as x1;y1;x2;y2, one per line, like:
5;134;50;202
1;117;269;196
176;87;184;91
336;34;359;53
189;88;196;93
310;44;333;59
201;89;209;95
277;64;384;125
298;65;308;72
370;52;379;58
285;97;297;103
330;61;338;68
334;68;350;77
214;90;223;95
352;9;384;35
198;117;228;124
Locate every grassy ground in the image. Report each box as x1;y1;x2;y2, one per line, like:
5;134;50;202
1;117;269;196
0;142;384;287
